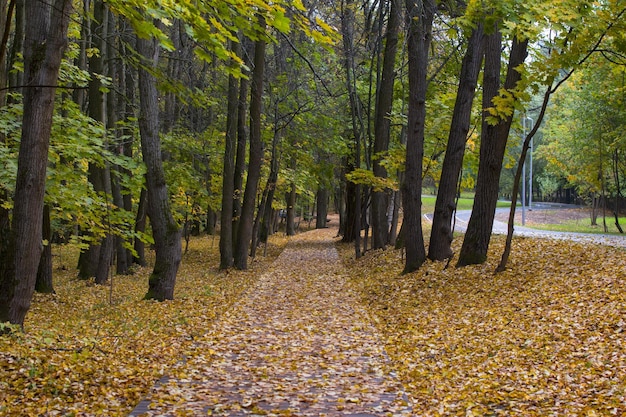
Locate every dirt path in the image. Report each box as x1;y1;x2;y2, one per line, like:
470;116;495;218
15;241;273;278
130;228;412;416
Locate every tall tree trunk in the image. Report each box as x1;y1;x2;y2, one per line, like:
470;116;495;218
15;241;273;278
232;38;251;253
612;149;624;233
0;0;14;260
6;0;22;95
122;29;137;269
253;131;280;253
35;205;54;294
109;11;131;275
286;181;297;236
94;167;114;285
341;0;364;257
133;187;147;266
457;33;529;267
0;0;12;103
401;0;435;274
219;40;240;269
72;0;88;110
371;0;400;249
342;162;357;242
0;0;72;325
497;89;550;272
316;188;329;229
428;23;484;261
78;0;110;281
234;28;266;270
163;20;182;133
137;33;182;300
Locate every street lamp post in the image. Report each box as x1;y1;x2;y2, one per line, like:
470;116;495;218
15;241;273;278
521;115;534;226
528;117;534;210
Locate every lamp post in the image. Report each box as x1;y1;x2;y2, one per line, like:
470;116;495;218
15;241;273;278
528;116;534;210
521;115;534;226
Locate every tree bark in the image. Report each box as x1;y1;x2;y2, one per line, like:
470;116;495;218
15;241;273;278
122;30;137;269
109;11;131;275
457;33;528;267
0;0;72;325
342;163;357;242
232;38;251;253
219;39;240;269
234;28;266;270
78;0;111;281
35;205;54;294
133;187;147;266
0;0;14;261
137;33;182;300
401;0;435;274
428;23;484;261
255;131;280;251
6;0;23;94
497;89;550;272
316;188;329;229
340;0;364;257
371;0;400;249
286;182;297;236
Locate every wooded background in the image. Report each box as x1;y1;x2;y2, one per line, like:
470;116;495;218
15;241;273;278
0;0;624;325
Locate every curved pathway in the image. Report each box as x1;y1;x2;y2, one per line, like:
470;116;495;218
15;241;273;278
130;228;412;416
428;205;626;248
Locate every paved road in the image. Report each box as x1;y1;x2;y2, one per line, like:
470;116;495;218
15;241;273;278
426;202;626;248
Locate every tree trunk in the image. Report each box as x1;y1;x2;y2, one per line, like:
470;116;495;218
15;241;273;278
371;0;400;249
122;31;137;269
428;23;484;261
316;188;329;229
497;89;551;272
0;0;12;103
219;40;240;269
342;168;357;242
250;180;270;259
35;205;54;294
109;11;131;275
258;134;279;246
401;0;435;274
234;28;266;270
0;0;72;325
613;149;624;233
7;0;23;94
137;33;182;300
133;187;147;266
0;0;14;261
232;38;251;253
341;0;365;257
286;182;297;236
79;0;112;281
163;20;182;133
457;33;529;267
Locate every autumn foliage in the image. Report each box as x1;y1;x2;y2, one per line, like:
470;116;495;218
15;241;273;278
339;234;626;416
1;229;625;415
0;236;287;416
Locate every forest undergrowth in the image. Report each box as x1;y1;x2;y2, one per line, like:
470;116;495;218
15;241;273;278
0;235;288;416
339;234;626;416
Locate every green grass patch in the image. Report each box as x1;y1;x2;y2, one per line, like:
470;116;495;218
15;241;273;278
422;195;512;214
528;217;626;235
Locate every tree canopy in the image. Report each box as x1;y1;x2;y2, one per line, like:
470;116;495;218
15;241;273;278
0;0;624;325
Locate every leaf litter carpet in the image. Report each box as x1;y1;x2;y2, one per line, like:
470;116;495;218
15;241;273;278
130;228;412;416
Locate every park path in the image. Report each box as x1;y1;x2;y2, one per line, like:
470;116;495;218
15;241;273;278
130;228;412;416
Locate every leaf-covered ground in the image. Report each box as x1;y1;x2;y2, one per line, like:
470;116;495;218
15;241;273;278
130;228;412;416
339;234;626;416
2;225;625;416
0;235;287;416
